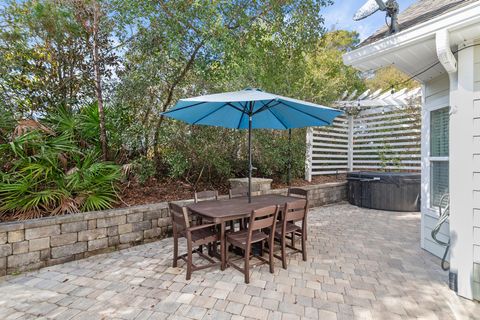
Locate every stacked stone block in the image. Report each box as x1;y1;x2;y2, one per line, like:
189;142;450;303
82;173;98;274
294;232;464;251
0;181;347;276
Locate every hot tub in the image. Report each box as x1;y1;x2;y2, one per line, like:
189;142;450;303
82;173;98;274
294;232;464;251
347;171;421;212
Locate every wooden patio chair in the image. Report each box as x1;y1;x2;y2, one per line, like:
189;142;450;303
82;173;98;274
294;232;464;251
194;190;219;203
226;205;279;283
286;187;309;240
228;187;251;230
229;187;249;199
194;190;219;225
169;202;220;280
287;187;308;199
273;199;308;269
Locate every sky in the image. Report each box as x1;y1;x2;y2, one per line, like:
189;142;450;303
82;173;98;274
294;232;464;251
322;0;417;40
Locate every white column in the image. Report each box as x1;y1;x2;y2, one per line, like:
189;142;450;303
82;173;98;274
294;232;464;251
420;84;428;250
449;41;475;300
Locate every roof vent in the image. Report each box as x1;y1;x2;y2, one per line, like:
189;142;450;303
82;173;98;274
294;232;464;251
354;0;400;35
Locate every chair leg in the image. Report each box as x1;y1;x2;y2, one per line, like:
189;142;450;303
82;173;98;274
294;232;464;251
291;232;295;248
173;236;178;267
268;238;274;274
304;220;308;241
281;235;287;269
186;238;193;280
244;244;251;284
225;239;230;268
260;241;264;257
301;229;307;261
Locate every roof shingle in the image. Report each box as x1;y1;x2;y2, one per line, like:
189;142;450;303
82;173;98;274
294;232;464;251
360;0;478;46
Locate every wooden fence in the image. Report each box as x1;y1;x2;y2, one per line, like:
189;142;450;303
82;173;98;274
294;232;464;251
305;88;421;180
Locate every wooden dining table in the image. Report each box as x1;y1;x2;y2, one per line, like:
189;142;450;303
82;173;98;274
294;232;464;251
186;194;302;270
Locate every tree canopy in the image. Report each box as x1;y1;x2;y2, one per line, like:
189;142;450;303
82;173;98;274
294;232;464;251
365;66;419;92
0;0;367;218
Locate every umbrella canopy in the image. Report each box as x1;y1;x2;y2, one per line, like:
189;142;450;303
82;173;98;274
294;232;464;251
164;88;342;129
163;88;343;202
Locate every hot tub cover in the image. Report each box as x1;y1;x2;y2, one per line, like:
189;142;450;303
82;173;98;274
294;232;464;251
347;171;420;185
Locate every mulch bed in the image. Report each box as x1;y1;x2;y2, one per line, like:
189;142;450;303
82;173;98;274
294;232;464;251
115;174;346;208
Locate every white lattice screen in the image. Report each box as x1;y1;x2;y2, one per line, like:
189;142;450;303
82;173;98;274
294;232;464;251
305;88;421;180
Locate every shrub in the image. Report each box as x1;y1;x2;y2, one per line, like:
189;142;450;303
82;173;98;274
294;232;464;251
157;122;306;186
0;109;121;220
132;156;156;185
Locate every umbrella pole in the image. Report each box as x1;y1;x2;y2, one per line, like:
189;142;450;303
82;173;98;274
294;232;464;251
288;128;292;187
248;115;252;203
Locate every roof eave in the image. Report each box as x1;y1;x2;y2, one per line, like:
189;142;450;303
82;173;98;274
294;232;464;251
343;1;480;71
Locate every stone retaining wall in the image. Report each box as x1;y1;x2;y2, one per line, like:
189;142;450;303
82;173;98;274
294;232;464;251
0;181;347;276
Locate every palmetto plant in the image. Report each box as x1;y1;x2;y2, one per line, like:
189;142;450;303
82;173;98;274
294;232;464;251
0;107;121;220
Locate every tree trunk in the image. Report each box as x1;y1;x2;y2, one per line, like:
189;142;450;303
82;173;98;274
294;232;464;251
152;41;205;171
92;1;108;161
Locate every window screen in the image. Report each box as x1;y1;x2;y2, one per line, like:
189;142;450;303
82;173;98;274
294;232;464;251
431;161;449;207
430;107;449;157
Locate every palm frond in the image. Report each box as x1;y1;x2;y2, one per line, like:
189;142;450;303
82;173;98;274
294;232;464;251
80;189;117;212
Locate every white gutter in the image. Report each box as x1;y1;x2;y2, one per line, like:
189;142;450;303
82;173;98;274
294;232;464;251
343;1;480;68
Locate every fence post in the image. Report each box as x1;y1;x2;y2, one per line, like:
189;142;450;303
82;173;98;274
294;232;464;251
347;115;354;172
305;127;313;182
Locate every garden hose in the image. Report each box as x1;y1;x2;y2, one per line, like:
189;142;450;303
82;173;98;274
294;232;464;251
431;194;450;271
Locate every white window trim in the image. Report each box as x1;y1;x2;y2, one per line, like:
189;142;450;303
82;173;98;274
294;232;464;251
421;96;450;216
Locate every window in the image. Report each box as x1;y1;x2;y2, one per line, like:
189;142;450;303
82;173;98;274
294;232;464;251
430;161;449;207
430;108;449;157
429;107;449;208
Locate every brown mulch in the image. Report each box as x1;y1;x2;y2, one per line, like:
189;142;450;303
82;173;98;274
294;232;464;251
115;174;346;208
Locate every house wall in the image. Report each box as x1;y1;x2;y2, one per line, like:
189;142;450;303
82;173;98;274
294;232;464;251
472;42;480;298
0;182;347;276
421;74;451;259
422;42;480;300
447;39;480;300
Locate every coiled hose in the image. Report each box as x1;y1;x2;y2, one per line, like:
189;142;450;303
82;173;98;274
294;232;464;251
431;193;450;271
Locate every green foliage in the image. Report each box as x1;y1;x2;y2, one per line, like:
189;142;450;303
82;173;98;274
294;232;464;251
365;66;419;91
0;107;16;143
0;0;117;115
132;156;156;185
110;1;361;185
159;124;242;186
254;130;306;183
0;0;367;219
0;109;121;220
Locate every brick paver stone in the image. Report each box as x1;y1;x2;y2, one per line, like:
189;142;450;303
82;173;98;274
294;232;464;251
0;204;478;319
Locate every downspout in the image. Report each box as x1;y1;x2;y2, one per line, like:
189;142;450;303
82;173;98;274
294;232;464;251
436;29;457;74
434;28;458;293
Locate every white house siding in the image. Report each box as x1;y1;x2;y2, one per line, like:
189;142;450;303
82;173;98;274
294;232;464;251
421;74;450;259
447;40;480;300
425;75;450;103
473;43;480;298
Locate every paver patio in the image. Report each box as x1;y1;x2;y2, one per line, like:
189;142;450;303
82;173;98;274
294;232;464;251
0;203;479;320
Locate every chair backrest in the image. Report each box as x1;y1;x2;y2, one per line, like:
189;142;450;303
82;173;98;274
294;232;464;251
229;187;249;199
168;203;190;233
283;199;308;224
287;187;308;199
194;190;218;203
248;205;279;232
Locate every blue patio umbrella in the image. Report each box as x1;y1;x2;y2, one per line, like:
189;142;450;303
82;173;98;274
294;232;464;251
163;88;343;202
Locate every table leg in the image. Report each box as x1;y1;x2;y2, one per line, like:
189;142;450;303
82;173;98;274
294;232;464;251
220;222;226;270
